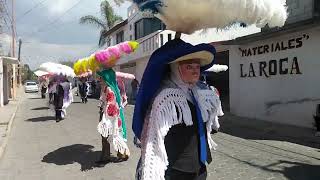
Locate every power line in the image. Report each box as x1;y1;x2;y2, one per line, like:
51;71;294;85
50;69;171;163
16;0;48;22
27;0;86;37
38;2;119;34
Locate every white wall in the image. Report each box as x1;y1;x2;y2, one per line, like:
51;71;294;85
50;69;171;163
229;26;320;128
0;58;3;107
135;57;149;82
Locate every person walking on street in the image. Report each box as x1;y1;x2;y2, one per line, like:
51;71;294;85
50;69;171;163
133;39;224;180
53;76;65;122
79;78;89;103
91;79;97;97
40;77;49;99
96;79;112;165
96;70;130;166
131;78;139;103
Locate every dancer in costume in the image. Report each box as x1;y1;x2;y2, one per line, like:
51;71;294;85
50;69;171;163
60;78;72;118
39;76;49;99
53;76;65;122
96;69;130;164
133;39;223;180
48;80;56;110
79;77;89;103
117;76;128;107
130;0;288;179
73;41;139;166
130;78;139;103
96;78;112;165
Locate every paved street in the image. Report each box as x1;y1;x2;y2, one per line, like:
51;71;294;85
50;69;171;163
0;92;319;180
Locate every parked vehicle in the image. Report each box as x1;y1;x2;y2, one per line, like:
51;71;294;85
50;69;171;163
24;81;39;93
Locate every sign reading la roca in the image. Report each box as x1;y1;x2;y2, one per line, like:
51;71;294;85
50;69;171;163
238;34;309;78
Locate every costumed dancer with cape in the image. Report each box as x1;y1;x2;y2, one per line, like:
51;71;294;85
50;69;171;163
73;41;139;165
130;0;288;179
96;69;130;164
38;62;75;122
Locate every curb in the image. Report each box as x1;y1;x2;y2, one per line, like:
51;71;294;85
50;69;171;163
0;90;22;159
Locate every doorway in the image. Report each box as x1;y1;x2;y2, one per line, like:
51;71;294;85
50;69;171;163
206;50;230;111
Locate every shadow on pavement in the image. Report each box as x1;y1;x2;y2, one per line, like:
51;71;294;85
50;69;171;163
25;116;56;122
219;113;320;149
42;144;126;171
31;107;50;110
28;97;43;100
72;102;83;104
42;144;99;171
219;151;320;180
281;161;320;180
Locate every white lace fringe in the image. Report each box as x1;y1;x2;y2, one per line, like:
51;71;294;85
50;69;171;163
139;88;223;180
97;114;130;156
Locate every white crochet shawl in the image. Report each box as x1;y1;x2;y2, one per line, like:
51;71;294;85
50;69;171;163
137;86;223;180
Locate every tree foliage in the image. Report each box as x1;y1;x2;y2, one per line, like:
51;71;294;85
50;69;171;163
79;0;123;47
22;64;37;83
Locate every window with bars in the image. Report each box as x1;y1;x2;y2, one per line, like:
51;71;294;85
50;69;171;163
134;18;164;40
116;31;124;44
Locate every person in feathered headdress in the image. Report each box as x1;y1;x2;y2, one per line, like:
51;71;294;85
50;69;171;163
133;38;223;180
96;69;130;164
131;0;288;179
73;41;139;165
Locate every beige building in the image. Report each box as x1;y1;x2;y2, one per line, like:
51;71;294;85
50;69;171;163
0;57;18;107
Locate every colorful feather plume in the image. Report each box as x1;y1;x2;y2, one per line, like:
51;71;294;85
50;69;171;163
73;41;139;76
132;0;288;34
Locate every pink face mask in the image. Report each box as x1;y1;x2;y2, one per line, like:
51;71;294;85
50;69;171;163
178;59;201;85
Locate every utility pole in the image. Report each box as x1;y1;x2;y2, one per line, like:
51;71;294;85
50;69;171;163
18;38;22;85
11;0;17;99
11;0;15;58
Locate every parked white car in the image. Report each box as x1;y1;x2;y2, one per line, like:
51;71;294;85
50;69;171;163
24;81;39;93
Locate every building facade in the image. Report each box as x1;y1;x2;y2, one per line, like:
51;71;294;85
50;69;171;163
0;57;18;107
223;0;320;128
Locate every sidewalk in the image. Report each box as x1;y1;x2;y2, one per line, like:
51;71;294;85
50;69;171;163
0;88;23;158
220;112;320;149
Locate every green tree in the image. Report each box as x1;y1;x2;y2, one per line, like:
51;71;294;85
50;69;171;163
79;0;123;47
22;64;37;83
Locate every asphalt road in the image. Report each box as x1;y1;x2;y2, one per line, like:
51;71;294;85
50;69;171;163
0;92;319;180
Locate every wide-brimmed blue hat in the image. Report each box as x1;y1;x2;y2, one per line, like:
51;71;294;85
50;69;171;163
132;38;216;139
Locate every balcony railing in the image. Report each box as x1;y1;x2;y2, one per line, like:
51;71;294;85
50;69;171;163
118;30;175;64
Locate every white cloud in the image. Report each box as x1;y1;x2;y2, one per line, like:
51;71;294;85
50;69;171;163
47;0;131;18
48;0;84;15
20;39;96;70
